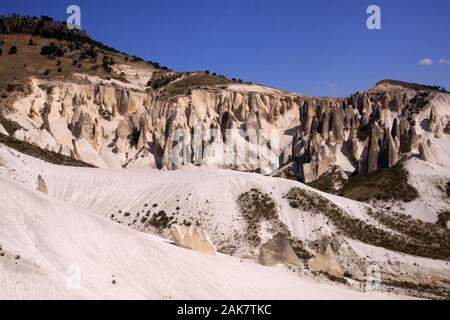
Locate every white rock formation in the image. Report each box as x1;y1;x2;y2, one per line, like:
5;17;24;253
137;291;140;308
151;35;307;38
419;140;432;162
37;174;48;194
308;244;344;279
170;225;217;255
0;123;8;136
258;233;303;268
4;62;450;183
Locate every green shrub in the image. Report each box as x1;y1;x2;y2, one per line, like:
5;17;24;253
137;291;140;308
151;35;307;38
80;47;97;59
102;55;115;72
8;45;17;54
146;72;181;90
307;166;347;194
147;210;174;229
40;44;63;57
5;83;24;92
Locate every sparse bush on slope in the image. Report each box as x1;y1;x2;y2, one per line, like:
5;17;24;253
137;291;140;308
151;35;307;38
40;44;64;57
437;211;450;228
284;187;449;260
366;208;450;253
164;73;231;97
237;188;278;245
337;163;418;203
8;45;17;54
0;133;94;168
307;166;347;194
147;210;175;230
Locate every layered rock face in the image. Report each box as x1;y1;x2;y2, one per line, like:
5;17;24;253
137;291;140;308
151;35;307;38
4;67;450;182
1;17;450;181
292;84;450;182
6;73;302;172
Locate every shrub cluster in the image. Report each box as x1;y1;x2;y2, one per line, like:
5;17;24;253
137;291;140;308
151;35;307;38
8;45;17;54
40;44;63;57
237;188;278;244
146;210;175;230
284;187;449;260
337;163;418;203
146;72;182;90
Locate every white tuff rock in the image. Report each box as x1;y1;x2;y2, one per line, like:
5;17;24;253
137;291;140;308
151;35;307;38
170;225;217;255
308;244;344;279
37;174;48;194
258;233;303;268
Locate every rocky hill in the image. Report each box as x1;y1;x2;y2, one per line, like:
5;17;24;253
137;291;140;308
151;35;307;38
1;16;450;183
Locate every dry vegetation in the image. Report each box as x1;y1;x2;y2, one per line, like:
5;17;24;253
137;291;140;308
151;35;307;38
161;72;232;97
0;16;162;109
377;79;447;93
307;165;347;194
0;133;94;167
237;188;278;245
366;208;450;255
146;210;175;230
284;187;449;260
305;163;419;204
382;278;450;299
336;163;419;203
237;188;311;256
0;34;120;94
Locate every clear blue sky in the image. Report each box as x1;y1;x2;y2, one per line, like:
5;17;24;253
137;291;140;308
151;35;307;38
1;0;449;97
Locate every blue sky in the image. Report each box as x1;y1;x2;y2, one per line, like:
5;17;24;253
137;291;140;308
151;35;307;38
1;0;449;97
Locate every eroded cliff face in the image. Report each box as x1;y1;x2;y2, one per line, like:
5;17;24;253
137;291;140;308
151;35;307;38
3;67;450;182
291;83;450;182
4;69;303;172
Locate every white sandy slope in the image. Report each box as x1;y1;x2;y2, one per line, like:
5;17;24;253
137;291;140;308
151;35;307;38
403;157;450;223
0;144;447;288
0;151;409;300
0;143;382;256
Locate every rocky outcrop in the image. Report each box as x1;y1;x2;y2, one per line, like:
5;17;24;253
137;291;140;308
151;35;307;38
434;120;444;138
444;121;450;135
0;123;8;136
367;122;383;172
308;244;344;279
258;233;303;268
290;83;443;179
2;15;449;182
419;139;432;162
37;174;48;194
299;131;337;183
170;225;217;255
4;61;449;182
428;106;438;133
